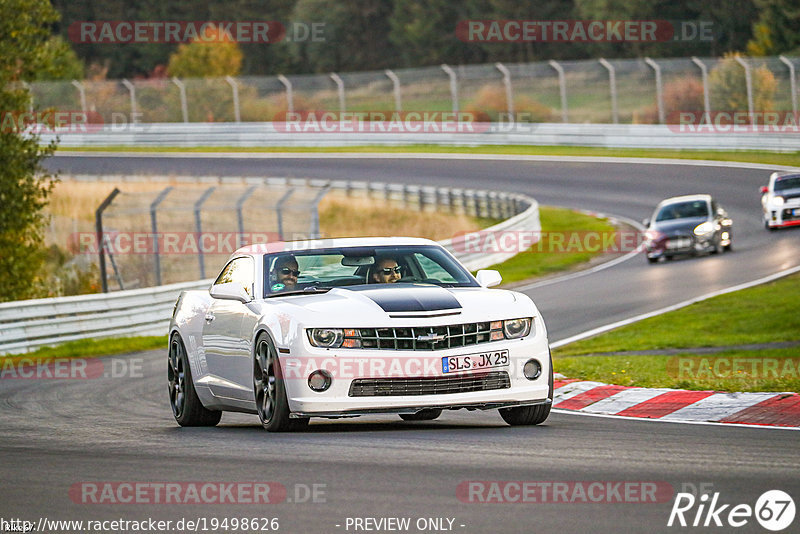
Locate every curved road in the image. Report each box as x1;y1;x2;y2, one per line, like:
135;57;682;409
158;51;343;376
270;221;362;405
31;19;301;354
0;154;797;534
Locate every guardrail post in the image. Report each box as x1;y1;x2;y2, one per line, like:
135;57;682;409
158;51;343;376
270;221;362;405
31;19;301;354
225;76;241;122
310;184;330;238
548;60;568;123
71;80;87;113
193;186;216;279
121;79;137;119
150;187;173;287
329;72;346;114
96;188;121;293
598;58;618;124
644;58;665;124
236;186;258;248
779;56;797;116
171;77;189;123
276;188;295;240
495;62;514;121
441;64;459;114
278;74;294;115
692;57;712;124
385;69;402;112
734;56;755;122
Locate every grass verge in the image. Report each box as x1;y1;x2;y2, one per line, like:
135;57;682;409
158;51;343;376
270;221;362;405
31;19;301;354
553;273;800;392
2;336;165;364
56;144;800;167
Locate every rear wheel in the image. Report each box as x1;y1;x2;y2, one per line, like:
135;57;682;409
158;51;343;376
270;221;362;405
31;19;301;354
399;409;442;421
499;354;553;426
253;333;309;432
168;334;221;427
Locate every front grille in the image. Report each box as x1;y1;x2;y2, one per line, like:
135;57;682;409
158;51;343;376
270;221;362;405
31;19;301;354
782;208;800;221
357;323;494;350
349;371;510;397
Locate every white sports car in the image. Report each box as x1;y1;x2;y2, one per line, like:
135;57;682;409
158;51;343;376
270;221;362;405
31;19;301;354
761;171;800;230
168;237;552;431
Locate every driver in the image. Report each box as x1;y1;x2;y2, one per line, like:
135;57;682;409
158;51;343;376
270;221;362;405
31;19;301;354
271;255;299;291
371;257;402;284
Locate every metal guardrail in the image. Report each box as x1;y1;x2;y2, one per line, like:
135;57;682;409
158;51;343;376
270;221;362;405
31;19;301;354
0;179;539;354
43;122;800;151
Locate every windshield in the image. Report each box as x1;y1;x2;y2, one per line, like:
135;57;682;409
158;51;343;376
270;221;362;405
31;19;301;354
775;176;800;191
655;200;709;222
263;245;478;296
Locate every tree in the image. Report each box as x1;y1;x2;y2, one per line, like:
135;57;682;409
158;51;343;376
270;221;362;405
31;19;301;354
167;25;244;78
709;52;777;113
746;0;800;56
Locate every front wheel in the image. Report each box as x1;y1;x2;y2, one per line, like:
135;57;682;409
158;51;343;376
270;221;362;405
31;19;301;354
253;333;309;432
168;334;221;427
499;354;553;426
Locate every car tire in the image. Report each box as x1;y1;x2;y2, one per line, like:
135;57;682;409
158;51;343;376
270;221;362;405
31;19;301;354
647;257;658;264
399;409;442;421
168;334;222;427
499;353;553;426
253;332;309;432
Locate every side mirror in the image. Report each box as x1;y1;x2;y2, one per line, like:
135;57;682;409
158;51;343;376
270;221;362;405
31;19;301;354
210;282;252;303
642;218;650;227
476;269;502;288
760;186;768;194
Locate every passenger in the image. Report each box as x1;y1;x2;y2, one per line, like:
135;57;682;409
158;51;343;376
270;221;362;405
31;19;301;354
271;255;300;291
371;257;402;284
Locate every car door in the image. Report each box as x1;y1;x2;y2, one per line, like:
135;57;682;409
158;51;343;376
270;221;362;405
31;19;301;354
202;256;255;400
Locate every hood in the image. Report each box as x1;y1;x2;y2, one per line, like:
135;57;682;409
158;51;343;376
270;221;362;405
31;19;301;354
652;217;707;235
342;283;461;312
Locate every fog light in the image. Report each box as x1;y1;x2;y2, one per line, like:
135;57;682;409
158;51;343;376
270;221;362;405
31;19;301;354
308;370;332;392
523;359;542;380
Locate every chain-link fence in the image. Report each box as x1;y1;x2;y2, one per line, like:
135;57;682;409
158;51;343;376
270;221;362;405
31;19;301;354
27;55;799;125
90;179;526;292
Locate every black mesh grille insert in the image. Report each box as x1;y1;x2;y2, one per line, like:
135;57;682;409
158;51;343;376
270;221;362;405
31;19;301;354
348;371;511;397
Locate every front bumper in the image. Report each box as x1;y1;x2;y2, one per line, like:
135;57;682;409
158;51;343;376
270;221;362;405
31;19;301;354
766;204;800;228
282;335;551;416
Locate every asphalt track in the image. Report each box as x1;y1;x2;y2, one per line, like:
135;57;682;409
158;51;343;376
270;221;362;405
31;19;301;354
1;153;798;534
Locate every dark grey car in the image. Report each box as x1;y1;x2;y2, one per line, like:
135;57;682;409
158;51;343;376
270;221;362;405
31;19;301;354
643;194;733;264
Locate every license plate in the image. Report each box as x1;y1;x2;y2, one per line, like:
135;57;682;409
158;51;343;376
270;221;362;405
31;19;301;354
442;349;509;374
793;208;800;216
666;237;690;249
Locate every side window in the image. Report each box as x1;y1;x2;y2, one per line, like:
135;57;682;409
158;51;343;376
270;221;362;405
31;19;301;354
414;253;458;283
214;257;254;296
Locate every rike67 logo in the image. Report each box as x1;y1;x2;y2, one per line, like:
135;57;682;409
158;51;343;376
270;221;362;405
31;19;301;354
668;490;795;531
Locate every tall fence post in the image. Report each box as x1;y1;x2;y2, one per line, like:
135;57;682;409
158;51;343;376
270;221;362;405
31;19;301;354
193;187;216;279
734;56;754;122
71;80;87;113
225;76;241;122
548;60;568;123
692;57;711;125
441;64;459;114
780;55;797;116
276;188;295;240
150;187;173;287
385;69;402;112
644;58;665;124
329;72;346;114
121;79;137;119
598;58;618;124
96;188;121;293
310;184;330;238
236;186;258;248
495;62;514;120
171;77;189;123
278;74;294;115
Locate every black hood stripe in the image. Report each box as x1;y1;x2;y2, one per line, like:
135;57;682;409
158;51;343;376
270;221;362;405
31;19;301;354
345;284;462;312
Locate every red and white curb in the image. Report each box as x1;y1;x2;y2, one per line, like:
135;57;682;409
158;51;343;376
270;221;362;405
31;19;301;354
552;376;800;429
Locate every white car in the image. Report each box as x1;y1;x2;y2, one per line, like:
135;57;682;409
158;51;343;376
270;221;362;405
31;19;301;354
167;237;552;431
761;171;800;230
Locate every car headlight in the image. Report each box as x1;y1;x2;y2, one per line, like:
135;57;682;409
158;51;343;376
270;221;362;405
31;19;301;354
308;328;343;348
644;229;662;242
693;222;715;236
773;196;785;206
502;318;533;339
